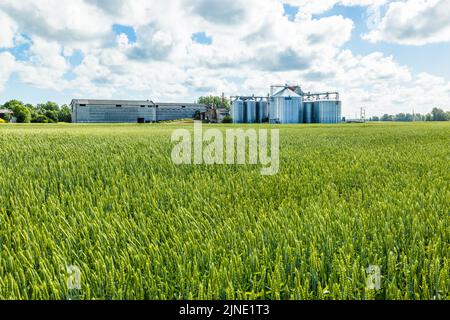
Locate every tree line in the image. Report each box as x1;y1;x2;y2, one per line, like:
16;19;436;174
0;100;71;123
370;108;450;122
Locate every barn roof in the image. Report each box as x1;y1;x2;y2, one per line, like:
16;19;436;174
70;99;206;108
271;88;301;98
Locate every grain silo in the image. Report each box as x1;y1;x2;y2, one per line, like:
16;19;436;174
245;99;257;123
256;100;269;123
269;87;303;124
303;101;313;124
313;100;342;124
232;99;245;123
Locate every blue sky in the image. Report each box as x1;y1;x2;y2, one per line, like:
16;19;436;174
112;24;137;44
283;4;299;21
0;0;450;116
321;4;450;78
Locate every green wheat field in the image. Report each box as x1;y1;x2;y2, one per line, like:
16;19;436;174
0;122;448;300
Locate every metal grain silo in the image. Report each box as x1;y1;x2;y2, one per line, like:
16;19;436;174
304;101;313;124
269;97;279;124
298;100;304;124
269;88;302;124
245;99;257;123
256;100;269;123
313;100;342;124
232;99;245;123
336;101;342;123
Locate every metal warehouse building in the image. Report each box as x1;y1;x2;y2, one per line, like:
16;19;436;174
71;99;207;123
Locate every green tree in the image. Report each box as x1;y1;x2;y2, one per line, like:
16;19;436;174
16;105;32;123
198;96;230;110
431;108;449;121
395;113;414;122
222;115;233;123
381;114;394;121
58;105;72;123
2;99;22;111
36;102;60;122
37;101;59;112
32;114;50;123
2;100;31;123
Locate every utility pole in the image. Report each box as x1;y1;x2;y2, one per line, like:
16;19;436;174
221;92;225;109
360;107;366;123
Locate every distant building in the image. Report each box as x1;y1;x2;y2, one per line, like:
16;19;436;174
0;109;14;122
70;99;207;123
206;107;231;123
217;108;231;122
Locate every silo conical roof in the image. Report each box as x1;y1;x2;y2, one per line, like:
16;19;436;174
271;87;302;98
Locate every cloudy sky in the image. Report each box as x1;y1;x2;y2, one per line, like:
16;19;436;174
1;0;450;117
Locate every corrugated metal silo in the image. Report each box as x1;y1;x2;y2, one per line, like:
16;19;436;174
256;100;269;123
232;99;245;123
335;100;342;123
269;97;279;124
245;99;257;123
298;100;304;124
269;88;302;124
313;100;342;124
304;101;313;124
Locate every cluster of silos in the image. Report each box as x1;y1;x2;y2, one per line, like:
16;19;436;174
269;88;303;124
232;88;342;124
232;98;269;123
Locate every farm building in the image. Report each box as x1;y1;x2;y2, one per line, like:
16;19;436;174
71;99;207;123
0;109;14;122
206;107;231;123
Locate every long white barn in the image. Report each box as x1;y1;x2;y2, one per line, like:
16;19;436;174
71;99;207;123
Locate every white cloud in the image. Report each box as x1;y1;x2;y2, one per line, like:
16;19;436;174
13;37;70;91
364;0;450;45
283;0;387;16
0;52;15;91
0;10;18;48
0;0;113;45
190;0;247;25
